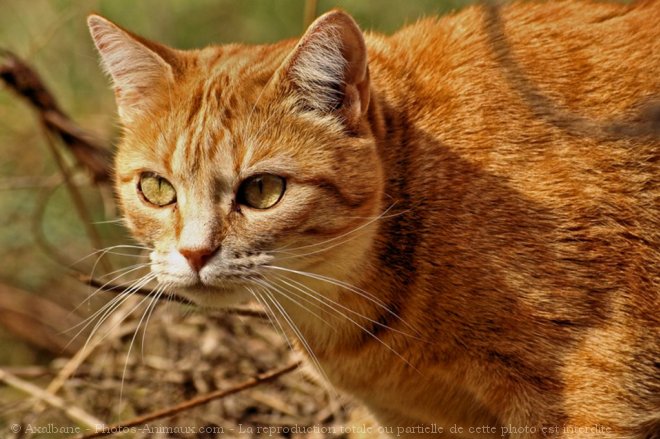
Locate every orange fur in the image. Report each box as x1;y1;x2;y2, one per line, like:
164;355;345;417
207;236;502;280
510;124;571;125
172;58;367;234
89;1;659;437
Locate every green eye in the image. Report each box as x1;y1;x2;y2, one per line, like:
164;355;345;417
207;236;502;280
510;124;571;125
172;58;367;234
138;173;177;207
238;174;286;209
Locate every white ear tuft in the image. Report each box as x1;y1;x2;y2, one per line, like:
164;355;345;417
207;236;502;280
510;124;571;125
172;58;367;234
290;25;347;112
285;10;370;131
87;15;175;123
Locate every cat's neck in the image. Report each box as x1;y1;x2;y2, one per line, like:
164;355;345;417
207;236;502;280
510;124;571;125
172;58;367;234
275;87;426;355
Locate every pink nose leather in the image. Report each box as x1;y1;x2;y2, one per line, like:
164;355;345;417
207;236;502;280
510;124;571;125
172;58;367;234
179;246;218;272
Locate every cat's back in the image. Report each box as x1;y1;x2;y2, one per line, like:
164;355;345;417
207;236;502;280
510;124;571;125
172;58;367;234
357;2;658;432
367;0;659;130
365;0;659;300
365;0;659;218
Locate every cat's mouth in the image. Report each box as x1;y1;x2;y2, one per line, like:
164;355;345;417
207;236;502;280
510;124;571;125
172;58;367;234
185;274;261;289
155;269;261;289
150;250;271;287
151;261;263;304
174;278;254;308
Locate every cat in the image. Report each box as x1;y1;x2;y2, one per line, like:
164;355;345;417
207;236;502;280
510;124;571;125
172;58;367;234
87;0;659;437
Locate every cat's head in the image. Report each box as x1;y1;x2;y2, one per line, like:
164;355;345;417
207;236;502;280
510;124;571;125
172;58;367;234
88;10;383;307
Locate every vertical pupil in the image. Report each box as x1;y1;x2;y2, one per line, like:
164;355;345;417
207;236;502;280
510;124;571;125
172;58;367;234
257;178;264;194
157;177;162;191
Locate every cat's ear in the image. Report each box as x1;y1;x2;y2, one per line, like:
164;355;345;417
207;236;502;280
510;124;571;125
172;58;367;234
283;10;370;131
87;15;177;123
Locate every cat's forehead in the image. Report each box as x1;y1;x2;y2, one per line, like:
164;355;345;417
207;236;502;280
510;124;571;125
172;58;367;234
192;43;289;109
149;45;291;181
152;104;240;185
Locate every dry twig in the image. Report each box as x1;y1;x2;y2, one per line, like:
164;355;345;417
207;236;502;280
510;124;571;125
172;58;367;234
0;282;86;355
0;368;104;429
0;174;61;190
71;361;301;439
76;272;270;320
1;32;303;439
1;49;113;273
41;295;145;407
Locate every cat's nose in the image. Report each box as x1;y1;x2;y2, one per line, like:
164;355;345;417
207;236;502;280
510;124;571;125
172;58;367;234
179;246;219;272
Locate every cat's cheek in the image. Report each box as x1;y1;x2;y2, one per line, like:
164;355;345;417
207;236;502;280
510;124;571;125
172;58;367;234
121;211;156;244
120;193;177;245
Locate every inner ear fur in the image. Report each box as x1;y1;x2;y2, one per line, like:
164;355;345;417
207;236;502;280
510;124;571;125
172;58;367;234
282;10;370;131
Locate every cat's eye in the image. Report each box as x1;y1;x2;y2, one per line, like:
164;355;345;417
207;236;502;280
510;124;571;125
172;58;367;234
237;174;286;209
138;173;177;207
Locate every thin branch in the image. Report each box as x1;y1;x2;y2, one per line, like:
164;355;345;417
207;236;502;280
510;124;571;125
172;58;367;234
0;366;51;379
30;272;266;418
0;368;105;429
220;307;272;320
0;365;95;380
71;362;301;439
0;49;113;272
0;282;85;355
75;272;270;320
40;124;113;274
32;181;76;268
76;272;182;302
303;0;318;29
0;174;61;191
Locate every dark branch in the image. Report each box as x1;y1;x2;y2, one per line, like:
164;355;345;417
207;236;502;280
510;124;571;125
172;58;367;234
0;49;113;182
75;272;269;320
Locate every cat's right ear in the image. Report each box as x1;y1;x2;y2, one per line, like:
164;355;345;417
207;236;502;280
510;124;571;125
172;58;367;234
87;15;176;123
279;10;370;133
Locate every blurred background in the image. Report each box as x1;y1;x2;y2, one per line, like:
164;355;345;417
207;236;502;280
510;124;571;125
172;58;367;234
0;0;478;437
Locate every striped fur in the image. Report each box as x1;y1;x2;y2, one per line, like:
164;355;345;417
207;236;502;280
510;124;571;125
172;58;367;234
89;2;659;438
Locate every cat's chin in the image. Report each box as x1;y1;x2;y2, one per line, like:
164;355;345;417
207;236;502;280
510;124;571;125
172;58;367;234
176;284;251;309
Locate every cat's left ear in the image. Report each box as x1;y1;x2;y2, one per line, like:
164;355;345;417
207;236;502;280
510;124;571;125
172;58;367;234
282;10;370;132
87;14;178;124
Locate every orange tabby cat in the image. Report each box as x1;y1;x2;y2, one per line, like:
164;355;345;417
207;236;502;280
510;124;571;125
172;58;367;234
88;1;659;437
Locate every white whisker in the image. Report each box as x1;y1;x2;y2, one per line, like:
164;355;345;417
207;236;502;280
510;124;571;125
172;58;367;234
97;262;152;281
81;273;158;353
69;244;153;268
67;263;155;319
140;282;169;358
261;278;337;332
272;229;371;261
70;244;152;284
263;265;420;337
269;202;398;255
270;274;419;371
273;274;418;340
63;272;156;353
256;281;331;383
120;282;167;404
246;285;296;354
264;265;386;308
92;218;126;225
